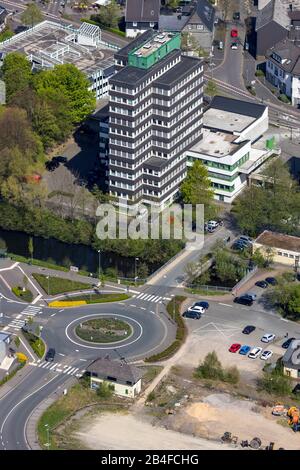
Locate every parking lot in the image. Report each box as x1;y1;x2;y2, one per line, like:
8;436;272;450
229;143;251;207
180;298;299;383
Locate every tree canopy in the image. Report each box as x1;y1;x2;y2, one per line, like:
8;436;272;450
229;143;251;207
21;3;44;28
1;52;32;102
233;158;300;237
91;0;122;28
180;160;217;220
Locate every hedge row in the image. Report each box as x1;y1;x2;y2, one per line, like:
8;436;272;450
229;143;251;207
144;296;187;362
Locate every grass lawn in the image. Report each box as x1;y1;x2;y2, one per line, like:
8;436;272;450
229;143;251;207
65;293;130;304
22;330;45;359
37;380;124;450
12;286;33;302
186;287;230;296
75;317;132;343
32;273;91;295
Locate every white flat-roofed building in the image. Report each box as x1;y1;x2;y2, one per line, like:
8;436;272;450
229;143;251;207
0;20;117;100
185;96;275;203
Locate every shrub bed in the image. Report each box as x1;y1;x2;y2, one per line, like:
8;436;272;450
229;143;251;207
22;330;45;359
145;296;187;362
12;286;33;302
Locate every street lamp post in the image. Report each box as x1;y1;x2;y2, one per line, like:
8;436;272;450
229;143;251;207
97;250;101;278
0;294;2;317
170;294;176;321
46;275;50;295
45;424;50;449
134;257;139;285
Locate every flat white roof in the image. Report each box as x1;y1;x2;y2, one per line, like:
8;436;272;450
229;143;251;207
189;128;244;158
204;108;256;134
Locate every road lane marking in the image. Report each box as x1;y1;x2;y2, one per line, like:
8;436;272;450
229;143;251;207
219;303;233;307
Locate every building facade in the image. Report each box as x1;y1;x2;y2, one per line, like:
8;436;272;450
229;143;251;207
253;230;300;266
282;340;300;378
182;0;215;51
0;21;116;100
125;0;160;38
266;38;300;106
185;96;271;203
108;30;203;210
87;358;143;398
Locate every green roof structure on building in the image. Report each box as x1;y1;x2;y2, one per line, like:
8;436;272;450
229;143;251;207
128;32;181;69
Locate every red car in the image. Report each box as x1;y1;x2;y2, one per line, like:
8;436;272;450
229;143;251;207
229;343;241;353
231;29;238;38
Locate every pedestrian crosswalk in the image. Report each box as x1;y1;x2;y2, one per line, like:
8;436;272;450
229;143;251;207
29;360;86;378
6;305;43;332
132;293;171;303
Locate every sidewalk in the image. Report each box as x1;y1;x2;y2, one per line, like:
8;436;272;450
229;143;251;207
26;376;76;450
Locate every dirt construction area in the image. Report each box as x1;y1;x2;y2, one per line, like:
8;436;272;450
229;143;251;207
75;412;231;450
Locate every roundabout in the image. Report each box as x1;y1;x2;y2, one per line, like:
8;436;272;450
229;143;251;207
74;316;133;344
65;313;143;350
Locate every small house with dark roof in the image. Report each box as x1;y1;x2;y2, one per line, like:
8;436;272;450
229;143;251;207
87;357;143;397
282;339;300;378
125;0;160;38
182;0;216;51
266;38;300;106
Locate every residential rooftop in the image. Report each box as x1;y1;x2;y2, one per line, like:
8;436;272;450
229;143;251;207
190;127;248;158
255;230;300;253
130;31;177;58
189;0;216;32
87;357;143;384
125;0;160;23
266;38;300;76
255;0;290;31
282;339;300;370
0;20;115;75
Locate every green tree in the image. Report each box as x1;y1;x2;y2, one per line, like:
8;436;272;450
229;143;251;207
195;351;224;380
180;160;217;220
0;27;14;42
21;3;44;28
184;261;199;283
28;237;34;262
34;64;95;123
1;52;33;102
205;79;218;96
166;0;180;9
92;0;121;28
96;380;114;399
233;158;300;236
268;282;300;319
259;368;292;396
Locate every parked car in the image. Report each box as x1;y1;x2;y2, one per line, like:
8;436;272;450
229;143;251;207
265;277;277;286
233;12;240;20
242;325;256;335
188;305;205;315
248;347;263;359
261;333;276;343
239;345;251;355
255;280;268;289
183;310;201;320
234;295;253;306
231;29;238;37
218;41;224;50
229;343;241;353
45;348;56;362
244;292;257;301
207;220;219;230
282;337;296;349
231;43;238;50
194;301;209;310
260;350;273;361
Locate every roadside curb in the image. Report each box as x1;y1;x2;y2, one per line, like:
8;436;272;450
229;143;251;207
25;376;76;450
